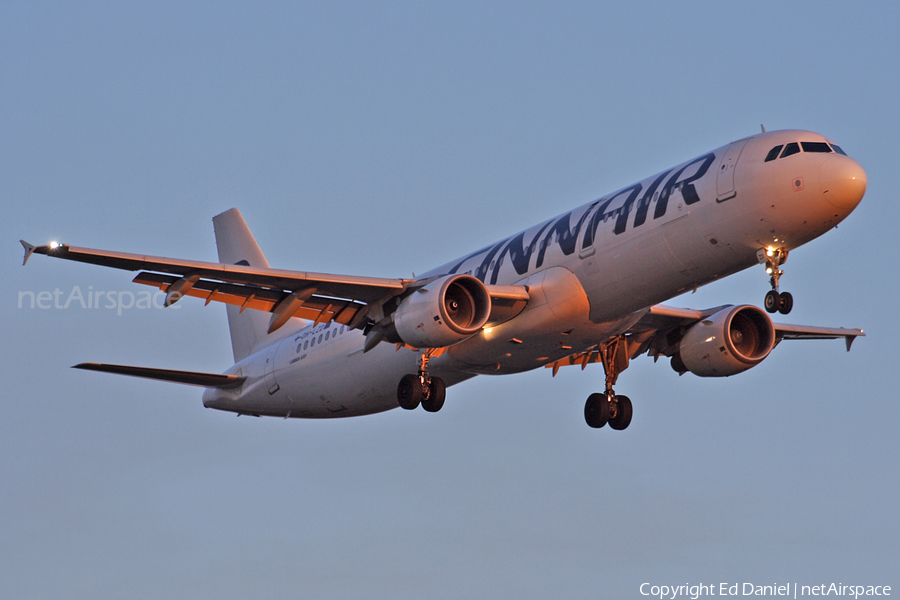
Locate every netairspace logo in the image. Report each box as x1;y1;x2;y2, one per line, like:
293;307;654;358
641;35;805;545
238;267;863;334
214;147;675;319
18;287;177;316
639;582;891;600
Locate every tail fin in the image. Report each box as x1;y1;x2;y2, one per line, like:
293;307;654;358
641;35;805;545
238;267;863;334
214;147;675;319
213;208;304;362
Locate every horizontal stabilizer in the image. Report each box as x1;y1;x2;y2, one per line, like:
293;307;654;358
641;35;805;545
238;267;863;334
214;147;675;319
73;363;246;389
20;240;37;265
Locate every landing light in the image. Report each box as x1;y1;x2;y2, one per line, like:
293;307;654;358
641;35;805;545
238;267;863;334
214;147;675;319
49;241;60;249
766;247;775;257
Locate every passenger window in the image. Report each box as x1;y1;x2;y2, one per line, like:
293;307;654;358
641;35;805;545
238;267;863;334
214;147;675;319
340;326;345;334
318;334;323;343
830;144;847;156
780;142;800;158
801;141;832;153
310;338;315;347
325;331;330;340
765;145;783;162
304;340;309;350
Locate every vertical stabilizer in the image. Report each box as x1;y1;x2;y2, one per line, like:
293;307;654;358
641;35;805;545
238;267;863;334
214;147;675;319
213;208;303;362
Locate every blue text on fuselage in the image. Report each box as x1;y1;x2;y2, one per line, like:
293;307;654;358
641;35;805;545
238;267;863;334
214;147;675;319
447;152;716;283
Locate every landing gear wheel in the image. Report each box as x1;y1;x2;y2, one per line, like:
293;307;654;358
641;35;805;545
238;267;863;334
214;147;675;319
584;393;611;428
422;377;446;413
764;290;780;314
777;291;793;315
397;374;423;410
608;395;633;430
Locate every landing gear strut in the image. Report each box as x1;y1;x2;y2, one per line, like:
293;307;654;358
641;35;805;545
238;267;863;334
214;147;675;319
583;337;634;430
397;349;446;412
762;247;793;315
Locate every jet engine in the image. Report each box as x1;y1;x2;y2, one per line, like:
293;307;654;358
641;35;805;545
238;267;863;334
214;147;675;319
392;274;491;349
674;305;776;377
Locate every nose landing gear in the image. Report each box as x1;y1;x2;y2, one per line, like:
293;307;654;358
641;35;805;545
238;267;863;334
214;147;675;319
762;247;793;315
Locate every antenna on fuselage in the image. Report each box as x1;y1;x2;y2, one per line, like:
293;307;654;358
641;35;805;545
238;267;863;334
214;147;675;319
761;124;766;133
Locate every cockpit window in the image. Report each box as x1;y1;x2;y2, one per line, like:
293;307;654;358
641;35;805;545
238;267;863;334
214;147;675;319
767;140;847;161
765;145;783;162
801;141;832;153
780;142;800;158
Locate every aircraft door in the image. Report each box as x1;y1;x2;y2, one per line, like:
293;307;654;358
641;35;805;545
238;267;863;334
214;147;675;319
578;203;601;259
716;140;748;201
264;343;280;394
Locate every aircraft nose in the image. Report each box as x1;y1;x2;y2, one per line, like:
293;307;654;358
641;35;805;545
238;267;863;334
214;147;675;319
819;155;867;211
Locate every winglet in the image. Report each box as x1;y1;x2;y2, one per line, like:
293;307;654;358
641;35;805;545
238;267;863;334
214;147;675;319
20;240;36;266
846;332;862;352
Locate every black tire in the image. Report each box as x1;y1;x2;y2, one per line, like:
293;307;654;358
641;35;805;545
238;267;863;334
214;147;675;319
608;395;633;430
764;290;779;313
584;393;610;428
422;377;446;413
778;291;793;315
397;374;423;410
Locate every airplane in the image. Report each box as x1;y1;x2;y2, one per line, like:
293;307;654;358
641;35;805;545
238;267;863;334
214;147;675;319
21;128;867;430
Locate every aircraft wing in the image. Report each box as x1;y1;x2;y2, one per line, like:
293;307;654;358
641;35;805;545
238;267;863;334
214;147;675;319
21;241;528;334
548;302;864;373
636;304;865;350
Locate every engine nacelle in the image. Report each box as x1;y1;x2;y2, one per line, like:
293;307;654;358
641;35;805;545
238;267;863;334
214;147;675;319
392;274;491;349
676;305;776;377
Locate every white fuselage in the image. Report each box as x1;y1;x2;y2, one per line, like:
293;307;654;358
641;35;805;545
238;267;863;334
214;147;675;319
203;129;866;417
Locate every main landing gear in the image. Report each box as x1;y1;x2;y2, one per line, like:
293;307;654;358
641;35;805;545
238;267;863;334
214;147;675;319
584;392;633;430
397;349;446;413
762;247;793;315
583;337;634;430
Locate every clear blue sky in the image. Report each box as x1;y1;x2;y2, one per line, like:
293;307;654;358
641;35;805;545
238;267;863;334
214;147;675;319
3;2;898;598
